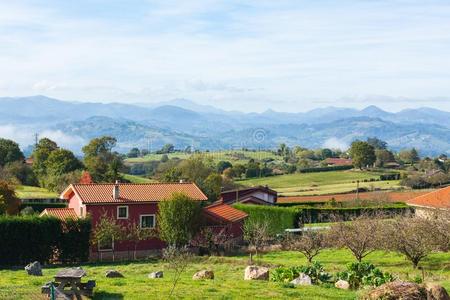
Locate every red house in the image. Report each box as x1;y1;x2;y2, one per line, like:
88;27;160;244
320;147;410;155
59;182;208;257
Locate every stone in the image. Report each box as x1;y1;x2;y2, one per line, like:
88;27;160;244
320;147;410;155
363;281;427;300
335;279;350;290
192;270;214;280
244;266;269;281
425;283;450;300
149;271;163;279
290;273;312;286
25;261;42;276
105;270;124;278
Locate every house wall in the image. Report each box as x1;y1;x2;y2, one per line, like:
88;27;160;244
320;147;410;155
68;193;86;217
86;202;165;252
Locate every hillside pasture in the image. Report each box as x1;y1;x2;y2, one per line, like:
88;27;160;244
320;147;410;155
15;185;58;200
1;250;448;299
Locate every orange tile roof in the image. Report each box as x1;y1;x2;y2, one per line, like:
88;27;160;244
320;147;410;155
407;186;450;209
40;208;78;220
61;183;208;204
325;158;353;166
204;203;248;223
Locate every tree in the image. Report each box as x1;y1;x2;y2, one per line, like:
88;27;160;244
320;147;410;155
126;222;156;260
42;148;82;191
127;148;140;158
32;138;58;180
0;161;37;186
0;180;20;215
82;136;124;182
375;149;395;167
216;161;232;174
79;171;94;184
202;173;222;202
285;230;329;263
329;215;381;262
161;167;182;183
157;192;202;247
0;138;24;167
349;141;376;169
243;219;271;263
163;245;193;298
159;143;175;154
399;148;420;165
366;137;387;150
92;212;124;261
190;227;234;256
384;217;436;268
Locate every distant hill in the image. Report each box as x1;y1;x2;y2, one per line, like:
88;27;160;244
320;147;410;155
1;95;450;155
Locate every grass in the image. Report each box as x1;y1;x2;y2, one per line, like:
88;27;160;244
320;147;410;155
125;150;281;164
120;173;156;184
15;185;58;199
239;170;401;196
1;250;448;299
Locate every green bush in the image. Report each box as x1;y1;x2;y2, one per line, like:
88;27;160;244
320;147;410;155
0;215;91;265
336;262;394;289
271;262;331;284
19;202;67;213
234;204;301;234
298;165;353;173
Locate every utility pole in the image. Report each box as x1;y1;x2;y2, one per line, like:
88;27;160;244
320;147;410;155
33;133;39;147
356;180;360;200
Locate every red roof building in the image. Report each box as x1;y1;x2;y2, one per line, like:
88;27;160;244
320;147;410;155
407;186;450;209
40;208;78;220
324;158;353;166
220;186;277;205
203;203;248;240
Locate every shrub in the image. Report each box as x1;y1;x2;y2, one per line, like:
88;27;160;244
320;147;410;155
58;217;91;263
336;262;394;289
234;203;301;234
271;262;331;284
298;165;352;173
19;202;67;213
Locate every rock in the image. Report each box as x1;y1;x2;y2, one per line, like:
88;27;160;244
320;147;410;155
335;279;350;290
25;261;42;276
425;283;450;300
290;273;312;286
363;281;427;300
105;270;124;278
244;266;269;281
149;271;163;279
192;270;214;280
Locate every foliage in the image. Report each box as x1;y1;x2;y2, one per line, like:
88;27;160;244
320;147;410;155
202;173;222;202
298;165;353;173
349;141;376;169
92;212;125;261
234;203;301;234
32;138;58;181
157;192;202;247
126;222;156;259
57;217;91;263
336;262;394;289
190;227;235;255
217;160;232;173
271;262;331;284
79;171;94;184
0;161;38;186
82;136;124;182
0;138;24;167
19;202;67;213
284;230;329;263
127;147;140;158
0;180;20;215
366;137;388;150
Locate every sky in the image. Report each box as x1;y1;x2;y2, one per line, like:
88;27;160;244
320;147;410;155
1;0;450;112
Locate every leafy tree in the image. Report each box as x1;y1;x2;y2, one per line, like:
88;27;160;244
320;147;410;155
245;160;261;178
366;137;388;150
179;155;212;185
82;136;124;182
0;161;37;186
399;148;420;165
157;192;202;247
92;212;125;261
231;164;246;178
277;143;290;157
32;138;58;177
320;148;334;159
79;171;94;184
216;161;232;173
127;148;140;158
202;173;223;202
374;149;395;167
159;143;175;154
0;138;24;167
160;154;169;163
162;167;182;182
349;141;376;169
0;180;20;215
46;149;82;176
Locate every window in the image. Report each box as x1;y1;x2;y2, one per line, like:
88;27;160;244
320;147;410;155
117;206;128;219
98;238;114;251
80;206;84;216
140;214;155;229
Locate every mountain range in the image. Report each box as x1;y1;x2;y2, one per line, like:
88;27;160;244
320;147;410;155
1;95;450;156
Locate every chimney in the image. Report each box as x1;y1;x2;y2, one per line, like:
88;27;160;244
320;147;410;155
179;179;184;183
113;180;120;200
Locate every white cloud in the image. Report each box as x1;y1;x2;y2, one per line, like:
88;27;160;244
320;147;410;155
322;137;349;151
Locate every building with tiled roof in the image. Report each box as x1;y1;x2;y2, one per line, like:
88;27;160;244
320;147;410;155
203;203;248;239
407;186;450;210
40;208;78;220
220;186;277;205
324;158;353;166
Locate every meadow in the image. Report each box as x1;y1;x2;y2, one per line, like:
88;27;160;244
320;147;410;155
1;250;448;300
15;185;58;199
239;170;402;196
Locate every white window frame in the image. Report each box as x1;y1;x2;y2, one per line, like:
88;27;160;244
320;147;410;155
140;214;156;229
117;206;129;219
98;237;114;252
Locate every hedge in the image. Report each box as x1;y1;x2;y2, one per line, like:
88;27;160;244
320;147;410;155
19;202;67;213
0;216;91;265
298;165;353;173
233;204;301;233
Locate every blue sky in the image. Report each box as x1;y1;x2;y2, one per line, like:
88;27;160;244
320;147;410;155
1;0;450;112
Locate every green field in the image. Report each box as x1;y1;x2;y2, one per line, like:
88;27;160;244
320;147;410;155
120;173;156;184
15;185;58;199
125;150;281;164
1;249;448;299
239;170;401;196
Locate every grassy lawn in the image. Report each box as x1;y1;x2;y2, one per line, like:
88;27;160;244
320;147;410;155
1;250;448;299
125;150;281;164
120;173;156;184
239;170;401;196
15;185;58;199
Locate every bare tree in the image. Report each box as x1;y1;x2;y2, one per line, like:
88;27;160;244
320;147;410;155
429;210;450;252
190;227;234;256
284;230;329;263
163;245;193;299
126;222;156;260
243;219;271;264
329;214;382;262
384;216;436;268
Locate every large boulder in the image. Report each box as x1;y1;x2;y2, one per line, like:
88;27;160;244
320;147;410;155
192;270;214;280
25;261;42;276
244;266;269;281
363;281;427;300
105;270;124;278
425;283;450;300
335;279;350;290
290;273;312;286
148;271;163;279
